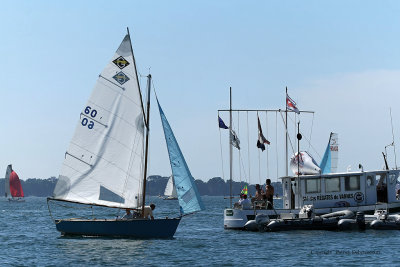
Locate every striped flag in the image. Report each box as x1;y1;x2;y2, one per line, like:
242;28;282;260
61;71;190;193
286;93;300;114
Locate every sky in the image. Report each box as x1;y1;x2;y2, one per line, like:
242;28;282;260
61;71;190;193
1;1;400;183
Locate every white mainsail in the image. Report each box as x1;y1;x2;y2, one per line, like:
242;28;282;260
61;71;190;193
4;164;11;198
53;34;145;208
164;176;177;198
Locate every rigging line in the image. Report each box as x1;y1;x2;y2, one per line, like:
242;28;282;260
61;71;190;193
275;112;279;180
237;111;242;183
308;113;315;151
257;111;261;184
265;111;269;179
285;112;322;159
218;111;226;181
246;111;251;184
258;146;261;185
239;151;248;184
279;110;295;154
390;108;398;169
47;199;109;222
295;113;297;153
302;135;322;160
138;72;142;93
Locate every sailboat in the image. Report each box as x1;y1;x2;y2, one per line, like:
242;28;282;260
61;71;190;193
4;164;25;202
163;176;178;200
47;28;204;238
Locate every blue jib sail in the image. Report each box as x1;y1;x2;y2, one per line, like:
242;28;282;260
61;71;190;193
320;133;332;174
157;99;205;215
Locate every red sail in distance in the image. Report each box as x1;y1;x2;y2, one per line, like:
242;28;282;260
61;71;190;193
9;171;24;197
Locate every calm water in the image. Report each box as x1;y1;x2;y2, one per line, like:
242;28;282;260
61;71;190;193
0;196;399;266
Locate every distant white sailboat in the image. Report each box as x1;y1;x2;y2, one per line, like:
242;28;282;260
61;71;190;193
164;176;178;200
47;28;204;238
4;164;25;202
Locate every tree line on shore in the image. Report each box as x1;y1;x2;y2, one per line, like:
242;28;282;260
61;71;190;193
0;176;283;197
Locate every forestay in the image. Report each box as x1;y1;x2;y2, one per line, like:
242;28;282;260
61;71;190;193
157;100;205;214
52;34;145;208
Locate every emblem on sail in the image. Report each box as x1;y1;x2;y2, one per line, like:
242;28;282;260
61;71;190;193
113;71;130;85
113;56;130;69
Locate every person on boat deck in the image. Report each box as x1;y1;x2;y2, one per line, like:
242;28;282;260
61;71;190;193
265;179;274;209
238;194;252;209
143;203;156;220
252;184;265;203
122;208;133;219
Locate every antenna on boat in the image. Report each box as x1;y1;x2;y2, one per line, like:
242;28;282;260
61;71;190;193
382;152;389;170
390;108;398;169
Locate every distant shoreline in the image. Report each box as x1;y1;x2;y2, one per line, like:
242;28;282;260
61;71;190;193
0;176;283;197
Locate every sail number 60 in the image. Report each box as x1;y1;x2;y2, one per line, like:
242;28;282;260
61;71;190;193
82;106;97;129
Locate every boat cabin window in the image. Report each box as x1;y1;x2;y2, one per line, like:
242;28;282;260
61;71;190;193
344;176;360;191
325;177;340;192
366;175;374;187
305;179;320;193
389;174;397;184
376;173;387;187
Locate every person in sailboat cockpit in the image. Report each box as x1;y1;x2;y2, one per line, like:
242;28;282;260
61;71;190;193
122;209;133;219
143;204;156;220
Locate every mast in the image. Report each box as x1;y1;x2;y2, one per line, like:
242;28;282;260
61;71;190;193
229;87;233;208
127;27;148;126
141;74;152;217
285;86;288;176
296;122;302;209
126;27;150;213
297;122;301;176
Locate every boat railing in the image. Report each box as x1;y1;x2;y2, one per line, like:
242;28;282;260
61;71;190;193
252;200;277;214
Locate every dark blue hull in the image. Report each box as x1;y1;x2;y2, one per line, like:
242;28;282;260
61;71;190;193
55;218;181;238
